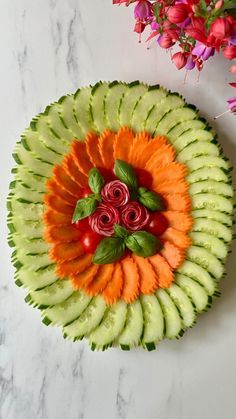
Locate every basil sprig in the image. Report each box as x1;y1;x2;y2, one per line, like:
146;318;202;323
125;231;162;257
93;237;126;264
72;195;98;222
138;187;165;211
114;159;138;190
114;223;130;239
88;168;105;194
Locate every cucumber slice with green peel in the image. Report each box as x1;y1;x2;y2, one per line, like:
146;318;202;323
9;184;44;203
189;180;233;197
42;291;92;327
8;217;43;239
73;86;95;134
9;234;50;254
131;86;167;132
145;94;185;134
191;193;233;214
186;246;224;279
178;260;216;295
21;130;62;165
14;250;52;271
155;106;197;136
192;218;232;242
16;264;57;290
14;166;47;192
117;300;143;349
190;232;228;260
13;144;53;177
187;167;229;184
175;274;210;312
105;82;129;131
140;294;164;349
172;129;214;151
177;141;219;163
8;200;44;221
25;279;74;308
59;95;84;139
89;300;127;350
187;155;230;172
63;296;107;341
90;82;110;133
46;104;74;142
168;119;206;140
156;289;183;339
119;82;148;127
191;209;232;227
32;116;69;155
167;283;196;328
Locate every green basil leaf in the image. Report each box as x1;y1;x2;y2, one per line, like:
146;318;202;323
93;237;126;264
138;187;165;211
114;159;138;190
125;231;162;257
72;195;98;222
114;224;130;239
88;168;105;194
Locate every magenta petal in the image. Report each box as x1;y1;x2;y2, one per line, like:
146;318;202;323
227;96;236;111
185;56;195;70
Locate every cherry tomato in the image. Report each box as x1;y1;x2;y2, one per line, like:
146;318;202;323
135;168;153;189
147;212;169;236
81;187;92;198
74;217;90;232
80;231;102;254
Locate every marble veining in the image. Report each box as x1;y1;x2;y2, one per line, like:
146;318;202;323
1;1;236;418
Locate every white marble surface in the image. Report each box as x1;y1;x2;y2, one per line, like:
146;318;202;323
1;1;236;418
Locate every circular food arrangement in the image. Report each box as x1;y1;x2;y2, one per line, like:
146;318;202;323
7;81;234;351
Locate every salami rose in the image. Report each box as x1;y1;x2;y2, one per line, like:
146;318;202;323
89;203;120;237
120;202;150;231
101;180;130;208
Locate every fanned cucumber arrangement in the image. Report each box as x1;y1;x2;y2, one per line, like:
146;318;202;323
7;81;234;351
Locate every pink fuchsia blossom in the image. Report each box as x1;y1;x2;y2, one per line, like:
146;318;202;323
167;4;189;24
192;41;215;61
134;0;153;20
223;45;236;60
185;55;196;70
134;21;146;34
157;33;175;48
210;17;233;40
227;97;236;113
172;52;187;69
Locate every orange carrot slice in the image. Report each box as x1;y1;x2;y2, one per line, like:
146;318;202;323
46;179;78;205
44;194;74;215
121;256;140;303
85;263;114;295
102;262;123;305
152;135;169;147
163;211;193;232
145;143;175;171
44;225;81;243
152;179;188;195
161;227;191;250
164;193;191;212
86;131;104;167
63;154;88;188
56;254;92;278
151;163;188;188
70;264;99;290
49;242;84;263
133;255;158;294
43;209;71;226
71;140;93;175
113;127;134;161
128;132;150;166
53;165;80;197
149;254;174;288
160;241;184;270
98;130;116;169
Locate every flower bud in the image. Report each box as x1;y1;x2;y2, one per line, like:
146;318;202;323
134;0;153;20
229;65;236;74
223;45;236;60
167;4;188;24
215;0;224;10
158;33;174;49
210;17;233;40
172;51;187;69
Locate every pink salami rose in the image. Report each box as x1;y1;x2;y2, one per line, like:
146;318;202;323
120;202;150;231
89;203;120;237
101;180;130;208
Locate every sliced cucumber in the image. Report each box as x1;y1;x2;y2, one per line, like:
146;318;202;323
187;167;229;184
73;86;95;134
178;260;216;295
186;246;224;279
119;82;148;127
175;274;210;312
14;143;53;177
189;180;233;197
22;130;62;165
42;291;92;327
192;218;232;243
156;289;183;339
177;141;219;163
145;94;185;134
59;94;84;139
25;279;74;308
8;200;44;221
155;106;197;136
167;283;196;328
168;119;206;141
32;116;69;155
187;155;230;172
105;82;128;131
90;82;110;133
117;300;143;349
9;234;50;254
8;217;43;239
63;296;107;341
190;232;228;260
46;103;74;142
9;183;44;203
14;166;47;192
191;193;233;214
89;300;127;350
140;295;164;350
14;250;52;271
173;129;214;152
15;264;57;290
191;209;232;227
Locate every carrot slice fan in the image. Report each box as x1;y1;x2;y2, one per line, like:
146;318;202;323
102;262;123;305
44;225;81;243
71;264;99;290
49;242;84;263
163;193;191;212
63;154;88;188
86;132;104;168
163;211;193;232
152;179;188;195
133;255;158;294
71;140;93;175
149;254;174;288
128;132;150;167
113;127;134;161
145;143;176;171
161;227;191;250
46;179;78;205
56;254;92;278
151;163;188;188
43;209;71;227
44;194;74;215
85;263;114;295
121;256;140;303
161;241;185;270
98;130;116;169
53;165;80;197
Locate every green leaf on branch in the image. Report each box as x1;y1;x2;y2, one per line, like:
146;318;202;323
114;224;130;239
125;231;162;257
114;159;138;190
93;237;126;264
88;168;105;194
72;195;98;222
138;187;165;211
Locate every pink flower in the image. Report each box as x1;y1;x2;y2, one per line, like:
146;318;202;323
134;21;146;34
134;1;153;20
210;17;233;40
101;180;130;207
167;4;189;24
192;41;215;61
158;33;175;49
120;202;150;231
215;0;224;10
172;52;187;69
185;55;196;70
89;203;120;237
227;97;236;113
223;45;236;60
185;17;207;44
